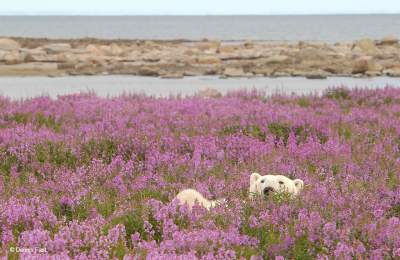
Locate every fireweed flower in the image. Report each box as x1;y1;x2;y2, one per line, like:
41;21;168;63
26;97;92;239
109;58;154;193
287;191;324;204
0;88;400;258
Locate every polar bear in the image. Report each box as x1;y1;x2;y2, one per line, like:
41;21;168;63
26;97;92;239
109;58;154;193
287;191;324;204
175;189;225;210
249;172;304;199
174;173;303;210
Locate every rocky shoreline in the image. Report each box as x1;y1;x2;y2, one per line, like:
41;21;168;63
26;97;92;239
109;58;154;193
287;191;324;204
0;36;399;78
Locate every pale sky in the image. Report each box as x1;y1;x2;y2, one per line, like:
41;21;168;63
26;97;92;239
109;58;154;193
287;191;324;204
1;0;399;15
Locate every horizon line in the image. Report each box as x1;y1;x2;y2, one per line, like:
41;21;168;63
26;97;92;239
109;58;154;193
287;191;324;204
0;12;400;16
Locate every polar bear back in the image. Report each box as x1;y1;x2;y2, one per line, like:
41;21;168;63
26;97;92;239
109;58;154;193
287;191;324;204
175;189;214;210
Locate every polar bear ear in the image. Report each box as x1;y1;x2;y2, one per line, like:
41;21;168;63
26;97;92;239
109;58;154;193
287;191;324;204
294;179;304;191
250;172;261;186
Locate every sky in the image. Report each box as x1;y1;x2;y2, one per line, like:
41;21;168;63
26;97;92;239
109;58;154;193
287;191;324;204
0;0;400;15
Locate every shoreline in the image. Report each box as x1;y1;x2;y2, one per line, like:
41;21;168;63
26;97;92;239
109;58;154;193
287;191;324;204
1;75;399;100
0;36;399;78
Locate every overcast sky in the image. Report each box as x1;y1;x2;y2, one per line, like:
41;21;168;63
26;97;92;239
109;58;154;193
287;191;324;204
1;0;400;15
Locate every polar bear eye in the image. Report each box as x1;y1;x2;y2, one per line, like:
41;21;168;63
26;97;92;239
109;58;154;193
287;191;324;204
278;181;284;185
260;180;265;183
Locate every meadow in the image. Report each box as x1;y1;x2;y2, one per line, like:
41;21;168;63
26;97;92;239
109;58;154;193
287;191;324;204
0;88;399;259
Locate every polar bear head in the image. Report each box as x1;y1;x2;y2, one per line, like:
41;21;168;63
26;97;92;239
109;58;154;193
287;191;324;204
249;173;304;199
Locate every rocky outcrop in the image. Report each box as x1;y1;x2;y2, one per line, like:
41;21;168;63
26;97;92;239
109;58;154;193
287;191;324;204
264;55;290;64
354;39;377;54
138;66;159;76
160;72;184;79
197;88;222;98
305;70;329;79
378;36;399;46
0;38;21;51
384;68;400;77
223;67;247;77
43;43;72;54
0;37;399;77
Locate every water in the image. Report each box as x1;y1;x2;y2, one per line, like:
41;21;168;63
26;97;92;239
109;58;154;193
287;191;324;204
0;76;399;100
0;15;399;42
1;15;399;99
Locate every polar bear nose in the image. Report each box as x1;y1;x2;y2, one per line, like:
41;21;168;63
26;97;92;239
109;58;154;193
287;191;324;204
263;187;274;195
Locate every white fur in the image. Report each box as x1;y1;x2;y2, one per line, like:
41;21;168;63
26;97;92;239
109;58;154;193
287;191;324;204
249;172;304;199
174;173;303;210
175;189;225;210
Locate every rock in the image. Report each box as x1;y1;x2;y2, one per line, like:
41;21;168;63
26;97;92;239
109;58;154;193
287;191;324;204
244;40;255;48
218;45;236;53
23;53;35;62
0;62;59;76
265;55;290;64
107;64;137;75
196;40;221;51
143;40;156;47
377;46;399;59
197;88;222;98
379;36;398;45
352;59;369;74
0;38;20;50
141;51;162;62
183;49;198;56
368;62;383;72
0;38;397;78
223;67;246;77
109;43;124;56
182;56;197;64
297;47;325;61
71;63;103;76
183;70;203;76
365;70;382;77
323;63;348;74
305;70;328;79
99;45;112;56
203;49;217;55
379;59;400;69
383;68;400;77
197;56;221;65
220;50;262;60
298;41;307;49
57;63;77;70
70;48;90;55
272;71;290;77
0;50;6;60
138;67;159;76
352;57;375;74
123;50;142;62
355;39;377;53
43;43;72;54
291;70;305;77
4;51;24;65
86;44;100;53
27;47;47;56
52;53;71;63
351;46;364;55
81;68;101;76
251;67;273;76
204;68;219;75
160;72;184;79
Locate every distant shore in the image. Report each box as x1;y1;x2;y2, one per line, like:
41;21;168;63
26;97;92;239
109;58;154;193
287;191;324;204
0;36;399;78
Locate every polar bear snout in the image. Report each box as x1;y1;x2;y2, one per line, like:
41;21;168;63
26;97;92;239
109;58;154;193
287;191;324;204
263;187;274;195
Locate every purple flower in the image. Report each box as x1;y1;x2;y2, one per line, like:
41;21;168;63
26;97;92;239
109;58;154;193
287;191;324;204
1;88;400;257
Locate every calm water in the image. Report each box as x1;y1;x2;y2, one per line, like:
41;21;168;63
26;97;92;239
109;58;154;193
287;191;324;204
0;15;399;41
0;15;399;98
0;76;399;100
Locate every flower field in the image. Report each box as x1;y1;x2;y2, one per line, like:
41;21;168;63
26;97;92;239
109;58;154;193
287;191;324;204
0;88;399;259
